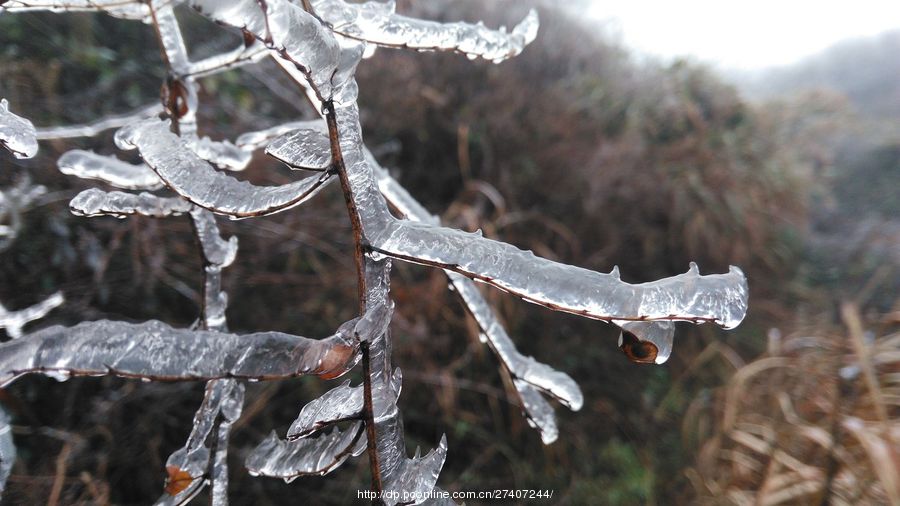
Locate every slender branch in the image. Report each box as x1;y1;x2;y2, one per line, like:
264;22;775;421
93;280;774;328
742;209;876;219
323;99;383;500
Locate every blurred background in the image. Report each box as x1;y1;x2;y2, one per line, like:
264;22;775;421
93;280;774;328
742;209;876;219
0;1;897;504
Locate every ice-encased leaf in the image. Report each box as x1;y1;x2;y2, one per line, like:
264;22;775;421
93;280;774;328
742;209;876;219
312;0;539;62
117;119;333;218
287;368;401;439
191;137;252;171
0;0;150;20
155;379;244;506
266;126;332;171
70;189;192;219
615;320;676;365
58;150;163;190
245;423;365;479
0;406;14;497
0;98;38;159
0;292;64;339
190;0;342;99
234;120;325;152
0;319;360;387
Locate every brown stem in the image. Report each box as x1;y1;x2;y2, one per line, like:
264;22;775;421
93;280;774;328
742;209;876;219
324;100;383;501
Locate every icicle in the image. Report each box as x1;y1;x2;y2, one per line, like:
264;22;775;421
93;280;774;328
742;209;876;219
0;99;38;159
58;150;164;190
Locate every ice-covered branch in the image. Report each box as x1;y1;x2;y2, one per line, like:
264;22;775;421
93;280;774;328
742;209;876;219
0;319;361;387
0;407;13;498
0;0;150;20
117;119;333;218
0;292;64;339
191;137;252;172
234;120;326;152
186;39;267;78
36;104;161;140
189;207;237;331
155;379;245;505
58;150;164;190
0;99;38;159
0;177;46;252
266;125;332;171
69;189;192;218
311;0;539;63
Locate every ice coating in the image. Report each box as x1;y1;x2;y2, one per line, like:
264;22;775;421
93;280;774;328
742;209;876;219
155;379;244;506
0;406;13;498
235;120;325;152
155;5;198;136
513;379;558;445
266;126;332;171
367;151;581;441
615;320;676;365
0;292;64;339
362;260;448;506
58;150;164;190
0;99;38;159
0;0;150;20
190;0;342;99
118;119;333;218
287;368;401;439
191;137;252;171
245;423;365;479
0;319;360;386
190;208;238;331
187;40;267;78
311;1;539;63
70;189;192;218
371;220;749;328
36;103;161;140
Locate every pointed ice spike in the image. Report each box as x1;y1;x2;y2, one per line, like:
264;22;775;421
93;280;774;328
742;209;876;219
0;292;64;339
58;150;163;190
311;1;539;62
117;119;334;218
245;423;364;479
610;265;620;279
0;319;361;387
70;189;192;219
0;99;38;159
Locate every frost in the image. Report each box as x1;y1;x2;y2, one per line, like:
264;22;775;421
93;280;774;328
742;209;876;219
0;292;64;339
311;1;539;63
0;98;38;159
0;319;360;387
69;189;192;218
58;150;164;190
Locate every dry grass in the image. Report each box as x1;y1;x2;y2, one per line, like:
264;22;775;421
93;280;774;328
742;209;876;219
685;303;900;505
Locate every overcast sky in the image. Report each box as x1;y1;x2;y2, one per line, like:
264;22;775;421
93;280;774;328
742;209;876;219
588;0;900;69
